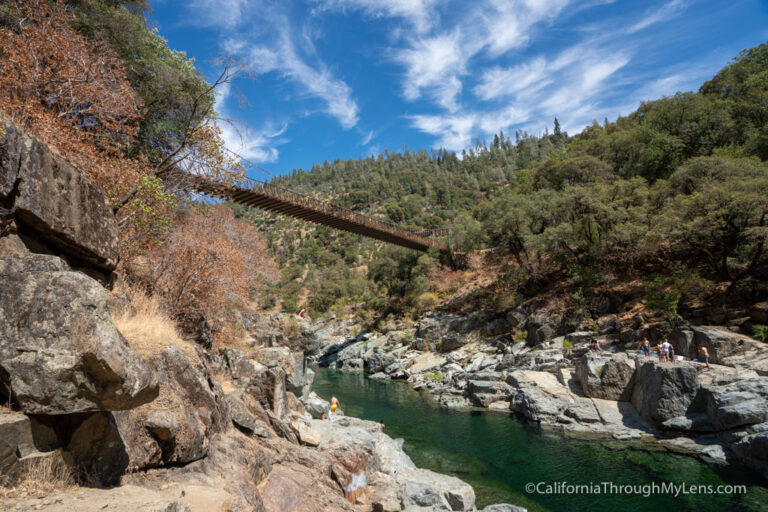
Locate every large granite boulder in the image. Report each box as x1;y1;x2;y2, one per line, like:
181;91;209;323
575;353;636;401
224;389;274;438
525;311;562;345
730;432;768;479
246;366;290;420
398;466;475;511
0;413;41;479
0;117;119;270
691;326;767;367
114;347;228;470
507;370;570;422
702;379;768;431
0;254;158;414
303;391;331;419
631;361;700;425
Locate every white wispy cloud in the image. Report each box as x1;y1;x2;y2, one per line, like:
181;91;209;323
215;83;287;163
312;0;439;34
186;0;250;29
186;0;700;157
396;30;469;111
629;0;688;33
409;105;530;151
191;2;360;130
361;129;375;145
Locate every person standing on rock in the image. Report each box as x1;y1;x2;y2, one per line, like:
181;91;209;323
661;340;672;362
698;346;710;369
643;339;651;358
330;395;340;416
656;341;665;362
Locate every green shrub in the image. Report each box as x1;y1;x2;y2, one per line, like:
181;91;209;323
425;372;444;382
414;292;439;310
644;276;681;317
753;324;768;343
512;329;528;344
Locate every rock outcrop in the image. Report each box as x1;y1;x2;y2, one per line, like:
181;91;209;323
114;347;228;470
575;353;635;401
0;254;158;414
631;361;700;425
0;117;119;270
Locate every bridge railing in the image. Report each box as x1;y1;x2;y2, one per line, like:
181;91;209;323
173;168;450;249
231;174;449;246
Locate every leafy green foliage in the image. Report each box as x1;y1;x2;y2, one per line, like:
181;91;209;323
68;0;216;162
644;276;681;317
753;324;768;343
248;42;768;313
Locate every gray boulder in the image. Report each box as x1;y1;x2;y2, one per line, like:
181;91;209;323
398;466;475;511
303;391;331;419
575;353;636;401
0;117;119;270
669;328;696;359
114;347;228;470
731;432;768;479
631;361;700;425
481;505;527;512
0;254;158;414
702;379;768;431
224;390;274;438
691;326;764;365
525;311;561;345
341;357;364;372
0;413;40;479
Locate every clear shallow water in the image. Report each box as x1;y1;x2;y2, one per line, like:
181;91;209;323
312;368;768;512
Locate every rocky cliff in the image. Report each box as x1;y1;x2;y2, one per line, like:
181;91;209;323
0;118;520;512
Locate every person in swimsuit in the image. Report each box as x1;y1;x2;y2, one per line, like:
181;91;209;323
656;342;664;362
330;396;340;415
643;339;651;358
698;346;710;369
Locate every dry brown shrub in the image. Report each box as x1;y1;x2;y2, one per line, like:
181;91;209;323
111;281;198;361
0;0;144;188
0;452;75;501
147;204;278;345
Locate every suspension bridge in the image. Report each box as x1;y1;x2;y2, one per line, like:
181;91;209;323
175;171;449;252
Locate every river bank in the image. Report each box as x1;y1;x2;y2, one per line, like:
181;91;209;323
312;368;768;512
311;308;768;482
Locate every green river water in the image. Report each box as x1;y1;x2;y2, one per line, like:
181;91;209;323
312;368;768;512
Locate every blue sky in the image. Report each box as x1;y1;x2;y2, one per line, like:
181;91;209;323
150;0;768;176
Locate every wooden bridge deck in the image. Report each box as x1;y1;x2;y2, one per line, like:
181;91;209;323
185;174;447;252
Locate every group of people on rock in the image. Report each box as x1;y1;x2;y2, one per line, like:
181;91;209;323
641;338;710;369
588;336;711;369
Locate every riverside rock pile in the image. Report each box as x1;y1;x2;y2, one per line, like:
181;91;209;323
316;309;768;480
0;117;520;512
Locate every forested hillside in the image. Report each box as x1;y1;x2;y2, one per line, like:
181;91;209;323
248;43;768;324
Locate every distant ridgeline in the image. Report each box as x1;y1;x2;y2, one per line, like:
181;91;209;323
236;42;768;318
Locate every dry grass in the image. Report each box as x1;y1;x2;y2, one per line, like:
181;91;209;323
111;282;199;362
0;452;76;501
